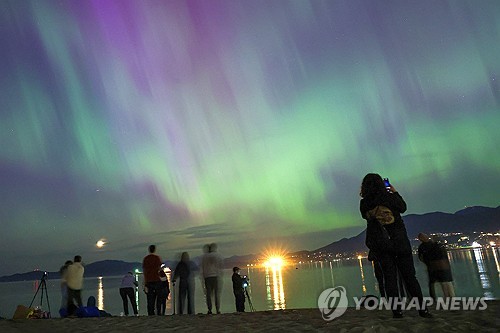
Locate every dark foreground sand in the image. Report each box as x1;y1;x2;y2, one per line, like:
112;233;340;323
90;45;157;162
1;301;499;333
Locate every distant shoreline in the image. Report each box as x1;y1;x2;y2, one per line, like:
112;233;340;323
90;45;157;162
1;246;498;283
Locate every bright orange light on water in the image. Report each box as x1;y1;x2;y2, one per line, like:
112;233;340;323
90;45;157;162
261;244;289;268
264;255;287;268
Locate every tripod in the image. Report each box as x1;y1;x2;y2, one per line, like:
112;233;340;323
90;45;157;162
244;287;255;312
29;272;51;318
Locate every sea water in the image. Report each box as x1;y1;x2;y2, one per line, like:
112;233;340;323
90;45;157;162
0;248;498;318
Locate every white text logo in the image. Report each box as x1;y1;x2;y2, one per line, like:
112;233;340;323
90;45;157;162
317;286;348;321
352;296;488;311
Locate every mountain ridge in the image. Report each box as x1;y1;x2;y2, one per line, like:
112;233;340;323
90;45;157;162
314;205;500;254
2;205;498;282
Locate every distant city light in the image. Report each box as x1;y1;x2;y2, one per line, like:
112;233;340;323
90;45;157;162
239;230;498;268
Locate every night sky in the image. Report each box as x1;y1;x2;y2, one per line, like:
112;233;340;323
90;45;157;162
1;0;499;276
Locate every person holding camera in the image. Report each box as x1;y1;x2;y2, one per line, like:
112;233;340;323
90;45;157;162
158;267;170;315
232;267;245;312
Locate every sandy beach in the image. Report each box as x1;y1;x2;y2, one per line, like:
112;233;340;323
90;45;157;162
1;301;498;333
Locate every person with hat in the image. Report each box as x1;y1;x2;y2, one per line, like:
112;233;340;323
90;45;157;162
232;267;245;312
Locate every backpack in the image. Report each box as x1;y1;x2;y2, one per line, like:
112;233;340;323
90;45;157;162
366;205;395;225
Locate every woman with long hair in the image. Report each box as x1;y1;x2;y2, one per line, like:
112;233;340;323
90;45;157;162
173;252;196;314
360;173;431;318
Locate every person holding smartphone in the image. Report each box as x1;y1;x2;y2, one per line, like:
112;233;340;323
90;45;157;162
360;173;431;318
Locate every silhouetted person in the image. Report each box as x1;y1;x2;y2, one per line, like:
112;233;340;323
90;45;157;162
119;272;138;316
66;255;84;310
59;260;73;312
418;233;455;300
200;244;210;308
75;296;100;317
232;267;245;312
158;267;170;315
360;174;431;318
201;243;223;314
75;296;111;317
368;251;386;298
142;245;163;315
369;251;407;300
173;252;196;314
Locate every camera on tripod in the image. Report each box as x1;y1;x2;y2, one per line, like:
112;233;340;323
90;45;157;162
29;270;51;318
242;275;249;288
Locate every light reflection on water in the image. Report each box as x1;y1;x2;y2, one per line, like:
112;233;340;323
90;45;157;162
1;248;498;317
97;277;104;309
370;261;380;295
473;248;493;299
358;257;367;295
329;261;335;287
264;266;286;310
492;249;500;278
